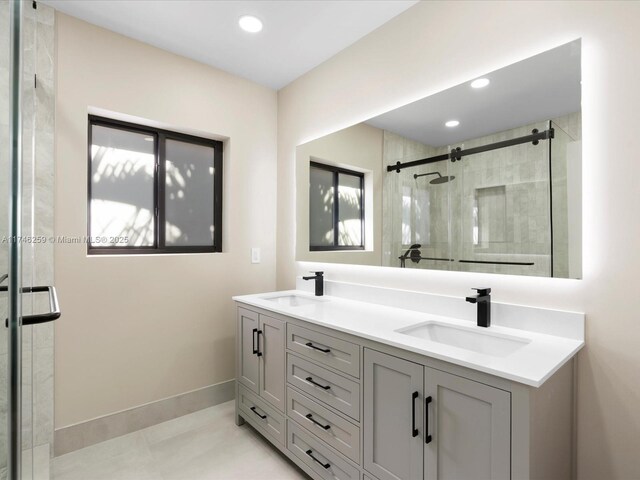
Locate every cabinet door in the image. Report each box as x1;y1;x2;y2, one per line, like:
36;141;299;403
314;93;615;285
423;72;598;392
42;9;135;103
364;349;424;480
424;368;510;480
259;314;286;412
238;308;260;394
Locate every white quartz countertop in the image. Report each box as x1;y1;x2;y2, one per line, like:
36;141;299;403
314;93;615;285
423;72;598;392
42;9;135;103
233;290;584;388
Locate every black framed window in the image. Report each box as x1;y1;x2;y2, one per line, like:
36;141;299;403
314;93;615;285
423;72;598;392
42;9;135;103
309;161;364;251
88;115;223;254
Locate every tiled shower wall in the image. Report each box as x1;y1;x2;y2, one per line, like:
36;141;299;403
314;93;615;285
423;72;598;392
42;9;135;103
0;1;55;477
383;112;581;278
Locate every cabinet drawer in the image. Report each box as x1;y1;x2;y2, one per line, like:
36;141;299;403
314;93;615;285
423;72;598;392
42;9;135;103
288;420;360;480
287;387;360;463
287;354;360;421
238;384;285;446
288;324;360;378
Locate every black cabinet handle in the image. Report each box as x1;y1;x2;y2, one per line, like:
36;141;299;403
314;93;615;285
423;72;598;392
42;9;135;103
411;391;419;437
306;376;330;390
256;330;263;357
305;449;330;469
252;328;258;355
306;413;331;430
425;396;432;444
305;342;330;353
250;406;267;419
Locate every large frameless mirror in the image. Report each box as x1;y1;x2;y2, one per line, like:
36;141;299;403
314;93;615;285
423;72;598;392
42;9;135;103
296;39;582;278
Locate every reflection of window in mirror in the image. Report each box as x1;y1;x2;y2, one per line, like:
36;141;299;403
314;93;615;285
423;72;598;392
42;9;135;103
309;162;364;251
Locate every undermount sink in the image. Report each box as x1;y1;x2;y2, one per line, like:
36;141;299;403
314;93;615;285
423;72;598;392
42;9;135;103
396;321;530;357
265;294;322;307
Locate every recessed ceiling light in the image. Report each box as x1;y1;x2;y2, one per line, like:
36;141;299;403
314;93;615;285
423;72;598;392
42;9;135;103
445;120;460;128
471;78;490;89
239;15;263;33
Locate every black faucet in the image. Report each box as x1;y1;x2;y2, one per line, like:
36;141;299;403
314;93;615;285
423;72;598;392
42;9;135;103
399;244;421;268
465;288;491;327
302;271;324;296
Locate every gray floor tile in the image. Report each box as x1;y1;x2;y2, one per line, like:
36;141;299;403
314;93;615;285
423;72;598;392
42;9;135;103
53;400;308;480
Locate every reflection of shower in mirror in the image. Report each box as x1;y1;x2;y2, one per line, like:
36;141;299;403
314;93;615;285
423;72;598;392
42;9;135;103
413;171;455;185
296;39;582;279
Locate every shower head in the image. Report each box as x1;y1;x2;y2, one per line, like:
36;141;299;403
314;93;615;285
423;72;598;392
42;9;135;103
413;171;456;184
430;174;455;184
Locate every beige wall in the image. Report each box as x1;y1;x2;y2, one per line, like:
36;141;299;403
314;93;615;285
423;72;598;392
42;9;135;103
277;2;640;479
55;14;277;428
296;122;383;265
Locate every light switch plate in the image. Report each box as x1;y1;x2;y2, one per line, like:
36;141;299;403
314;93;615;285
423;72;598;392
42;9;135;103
251;248;261;264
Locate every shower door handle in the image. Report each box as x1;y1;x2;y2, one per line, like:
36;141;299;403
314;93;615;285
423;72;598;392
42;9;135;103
2;285;61;326
22;285;61;325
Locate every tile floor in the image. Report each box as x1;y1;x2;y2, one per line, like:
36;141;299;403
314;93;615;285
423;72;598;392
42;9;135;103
53;400;308;480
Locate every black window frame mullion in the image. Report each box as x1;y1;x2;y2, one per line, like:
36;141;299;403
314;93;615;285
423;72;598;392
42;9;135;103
157;132;166;250
333;170;339;247
309;161;364;252
213;141;223;251
87;115;223;255
359;172;365;249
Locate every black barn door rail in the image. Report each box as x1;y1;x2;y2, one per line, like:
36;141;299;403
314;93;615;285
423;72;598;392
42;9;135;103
387;128;554;173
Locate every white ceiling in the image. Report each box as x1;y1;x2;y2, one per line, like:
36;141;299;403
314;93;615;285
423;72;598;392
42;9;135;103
367;40;581;147
42;0;418;90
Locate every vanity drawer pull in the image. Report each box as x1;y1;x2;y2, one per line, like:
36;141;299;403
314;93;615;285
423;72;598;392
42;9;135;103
425;396;432;444
306;449;330;469
305;342;331;353
306;376;331;390
287;387;360;463
288;324;360;378
411;391;419;437
238;384;285;446
252;328;259;355
256;329;263;357
305;413;331;430
250;406;267;419
288;354;360;420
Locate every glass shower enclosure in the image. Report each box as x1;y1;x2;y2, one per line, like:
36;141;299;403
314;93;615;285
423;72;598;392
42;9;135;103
2;1;58;478
383;113;582;278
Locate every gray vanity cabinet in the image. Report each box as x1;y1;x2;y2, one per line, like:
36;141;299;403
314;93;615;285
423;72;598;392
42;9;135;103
238;308;260;394
363;349;424;480
363;348;510;480
425;368;510;480
237;307;285;412
235;302;575;480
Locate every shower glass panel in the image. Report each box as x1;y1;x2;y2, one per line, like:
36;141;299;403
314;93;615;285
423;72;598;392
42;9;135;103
550;117;582;279
383;118;563;277
382;131;453;270
2;1;55;478
456;120;552;276
0;0;10;475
